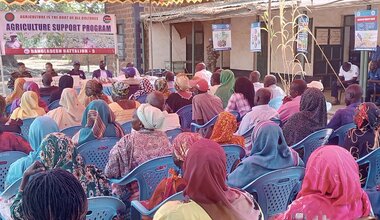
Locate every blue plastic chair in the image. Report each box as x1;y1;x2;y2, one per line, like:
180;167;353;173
77;137;119;170
20;118;35;141
86;196;126;220
0;151;27;192
61;125;82;138
131;191;185;219
222;144;246;174
291;128;333;164
357;148;380;189
5;104;11;116
328;123;356;146
242;167;305;219
109;155;177;201
230;110;241;122
165;128;182;142
0;177;22;200
41;95;50;104
136;94;148;104
190;114;218;132
48;100;60;111
121;121;132;134
268;96;284;110
176;105;192;130
241;126;255;149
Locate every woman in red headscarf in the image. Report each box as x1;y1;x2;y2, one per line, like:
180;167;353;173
275;145;372;220
154;138;263;220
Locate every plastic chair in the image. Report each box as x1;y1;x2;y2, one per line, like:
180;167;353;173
41;95;50;104
190;114;218;132
131;191;185;219
0;151;27;192
242;126;255;149
176;105;192;130
222;144;246;174
77;137;119;170
328;123;355;146
230;110;241;122
109;155;177;201
61;125;82;138
20;118;35;141
357;148;380;189
48;100;60;111
165;128;182;142
136;94;148;104
5;104;11;116
121;121;132;134
268;96;284;110
0;177;22;200
86;196;126;220
291;128;333;164
242;167;305;219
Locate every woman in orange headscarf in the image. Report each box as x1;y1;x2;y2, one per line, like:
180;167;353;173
5;78;26;105
210;111;245;147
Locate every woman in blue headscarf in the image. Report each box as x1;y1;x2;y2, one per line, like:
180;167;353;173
227;120;304;188
5;116;59;187
72;100;124;146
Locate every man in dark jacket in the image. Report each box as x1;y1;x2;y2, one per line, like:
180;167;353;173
7;62;32;90
92;60;112;79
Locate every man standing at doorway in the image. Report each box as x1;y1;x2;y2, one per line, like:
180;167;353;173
206;39;219;72
331;61;359;105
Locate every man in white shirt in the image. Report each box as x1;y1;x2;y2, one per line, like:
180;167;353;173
237;88;279;135
92;60;113;80
264;75;286;99
249;70;264;92
331;62;359;105
147;91;181;131
194;62;213;85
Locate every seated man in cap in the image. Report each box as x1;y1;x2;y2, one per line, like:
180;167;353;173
68;61;86;79
122;67;140;86
192;78;224;137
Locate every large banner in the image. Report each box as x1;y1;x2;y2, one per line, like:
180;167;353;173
355;9;378;51
212;24;232;51
297;15;309;53
0;12;117;55
250;22;261;52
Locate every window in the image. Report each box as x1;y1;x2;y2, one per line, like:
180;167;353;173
117;22;126;60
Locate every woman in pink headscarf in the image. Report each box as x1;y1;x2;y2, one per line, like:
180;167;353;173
154;138;263;220
275;145;372;220
10;81;48;112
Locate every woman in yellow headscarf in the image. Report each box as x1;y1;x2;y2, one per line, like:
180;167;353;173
210;111;244;147
10;91;46;120
5;78;26;105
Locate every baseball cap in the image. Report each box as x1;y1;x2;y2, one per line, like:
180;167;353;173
191;78;209;92
73;61;80;65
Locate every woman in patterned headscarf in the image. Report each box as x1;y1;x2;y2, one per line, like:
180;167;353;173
210;111;245;147
72;100;124;145
282;87;327;146
78;79;110;107
129;78;154;101
154;78;171;100
343;102;380;160
10;132;111;220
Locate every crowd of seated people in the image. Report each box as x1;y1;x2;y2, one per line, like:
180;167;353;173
0;61;379;220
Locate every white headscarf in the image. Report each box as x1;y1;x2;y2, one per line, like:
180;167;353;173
47;88;85;130
136;103;165;130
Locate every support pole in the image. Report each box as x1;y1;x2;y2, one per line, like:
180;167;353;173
141;22;146;73
359;51;364;88
149;0;153;70
267;0;272;75
0;45;5;96
191;21;195;75
169;24;173;72
363;51;369;99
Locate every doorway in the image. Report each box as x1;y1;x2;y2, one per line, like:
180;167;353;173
313;27;344;87
185;22;204;73
256;26;268;76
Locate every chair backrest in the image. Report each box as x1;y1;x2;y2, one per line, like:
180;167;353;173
230;110;241;122
41;95;50;104
165;128;182;142
291;128;333;164
357;148;380;189
242;167;305;219
5;104;12;116
20;118;36;141
61;125;82;138
222;145;246;174
48;100;61;111
136;94;148;104
268;97;284;110
0;151;27;192
87;196;126;220
176;105;192;130
328;123;355;146
190;114;218;132
77;137;119;170
0;177;22;200
121;121;132;134
109;156;177;200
